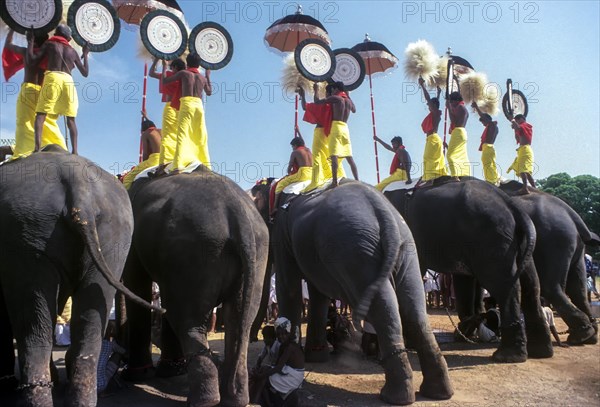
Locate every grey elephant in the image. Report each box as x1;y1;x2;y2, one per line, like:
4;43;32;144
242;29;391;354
251;179;453;405
121;166;269;407
0;150;157;407
384;177;553;363
498;181;599;344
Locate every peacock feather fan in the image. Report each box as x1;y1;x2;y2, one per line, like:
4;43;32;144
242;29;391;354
404;40;439;83
459;71;489;104
281;53;325;98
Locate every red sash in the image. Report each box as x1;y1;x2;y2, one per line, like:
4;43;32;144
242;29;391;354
303;103;332;136
421;111;441;134
389;146;405;174
515;122;533;145
169;68;202;110
478;121;497;151
2;47;47;81
160;70;178;103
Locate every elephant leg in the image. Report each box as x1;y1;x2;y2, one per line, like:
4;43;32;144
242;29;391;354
396;255;453;401
156;317;186;377
0;283;17;396
3;256;57;407
250;262;273;342
453;275;479;338
274;253;303;341
490;278;527;363
121;249;155;381
304;285;330;363
564;251;597;344
519;263;553;358
368;280;415;405
65;273;116;407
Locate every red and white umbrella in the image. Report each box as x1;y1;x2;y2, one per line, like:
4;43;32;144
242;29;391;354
352;34;398;183
264;5;331;137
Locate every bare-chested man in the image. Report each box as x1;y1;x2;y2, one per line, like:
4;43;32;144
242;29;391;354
161;52;212;174
446;91;470;177
149;57;185;165
314;81;358;187
0;29;66;161
507;114;536;194
122;111;162;189
418;77;448;180
27;24;89;155
270;136;313;215
472;101;500;184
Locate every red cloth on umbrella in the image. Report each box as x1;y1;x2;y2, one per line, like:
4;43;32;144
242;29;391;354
515;122;533;145
303;103;332;135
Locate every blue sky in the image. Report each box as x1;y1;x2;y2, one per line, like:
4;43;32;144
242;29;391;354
1;1;599;190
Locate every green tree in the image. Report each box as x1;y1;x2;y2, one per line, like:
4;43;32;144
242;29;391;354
538;173;600;259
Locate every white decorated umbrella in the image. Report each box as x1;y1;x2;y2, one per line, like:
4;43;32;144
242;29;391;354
0;0;62;34
264;5;331;137
351;34;398;183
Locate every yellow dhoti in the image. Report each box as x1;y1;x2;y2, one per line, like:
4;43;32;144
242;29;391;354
328;121;352;158
276;166;313;194
122;153;160;189
171;96;211;171
507;145;534;175
447;127;471;176
12;83;66;159
422;133;448;181
376;169;408;191
481;144;499;184
36;71;78;117
303;127;346;192
159;102;178;165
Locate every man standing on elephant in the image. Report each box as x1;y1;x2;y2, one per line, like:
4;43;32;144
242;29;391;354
418;78;448;181
313;81;359;188
471;101;499;184
270;136;313;216
161;52;212;174
0;29;67;161
507;114;535;194
446;91;471;177
122;112;162;189
296;83;346;191
27;24;89;155
373;136;412;191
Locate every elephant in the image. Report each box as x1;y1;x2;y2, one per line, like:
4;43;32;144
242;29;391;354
121;166;269;407
384;177;553;363
251;179;453;405
0;150;158;407
498;181;600;344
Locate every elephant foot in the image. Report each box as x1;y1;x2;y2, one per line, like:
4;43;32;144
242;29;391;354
21;384;54;407
491;346;527;363
187;353;220;407
525;325;553;359
156;358;187;378
380;351;415;406
567;323;596;346
304;344;330;363
121;364;156;382
418;352;453;400
494;322;527;363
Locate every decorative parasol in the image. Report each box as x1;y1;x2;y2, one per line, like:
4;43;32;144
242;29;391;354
351;34;399;183
67;0;120;52
0;0;62;35
189;21;233;70
111;0;182;26
332;47;365;91
502;79;528;120
294;38;335;82
264;4;331;137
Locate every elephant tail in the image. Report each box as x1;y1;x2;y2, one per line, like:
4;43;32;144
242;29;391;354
564;207;600;246
352;199;402;326
505;197;536;275
71;207;166;314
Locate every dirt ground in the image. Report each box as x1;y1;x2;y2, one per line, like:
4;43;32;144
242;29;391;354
41;304;600;407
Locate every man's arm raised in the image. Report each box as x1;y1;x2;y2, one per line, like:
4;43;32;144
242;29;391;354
149;57;161;79
25;29;46;66
73;43;89;77
4;29;24;54
204;69;212;96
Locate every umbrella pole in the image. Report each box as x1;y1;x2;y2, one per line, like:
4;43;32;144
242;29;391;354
368;71;381;183
295;94;299;137
443;106;448;154
140;62;148;163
